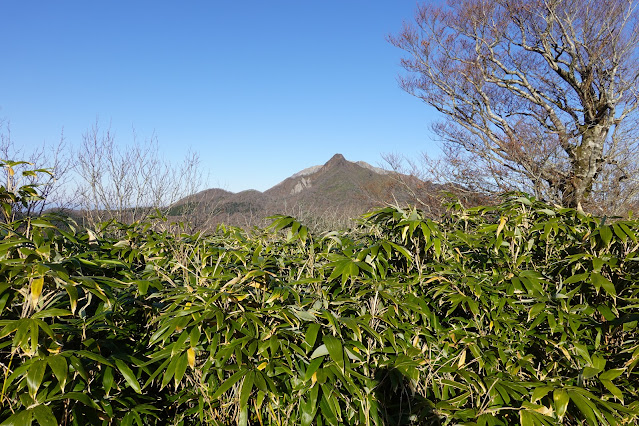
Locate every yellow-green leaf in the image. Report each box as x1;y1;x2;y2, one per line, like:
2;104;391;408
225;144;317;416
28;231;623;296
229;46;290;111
553;389;569;419
30;277;44;308
187;348;195;368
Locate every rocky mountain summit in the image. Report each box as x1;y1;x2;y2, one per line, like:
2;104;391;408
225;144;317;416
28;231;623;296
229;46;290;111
173;154;434;228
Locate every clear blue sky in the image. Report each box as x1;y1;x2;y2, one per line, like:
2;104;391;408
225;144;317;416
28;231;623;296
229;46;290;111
1;1;438;192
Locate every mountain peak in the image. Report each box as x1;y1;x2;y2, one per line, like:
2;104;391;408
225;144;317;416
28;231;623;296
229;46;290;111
325;153;347;167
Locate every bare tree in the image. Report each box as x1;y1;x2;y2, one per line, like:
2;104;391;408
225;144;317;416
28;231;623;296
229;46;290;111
389;0;639;211
74;121;205;227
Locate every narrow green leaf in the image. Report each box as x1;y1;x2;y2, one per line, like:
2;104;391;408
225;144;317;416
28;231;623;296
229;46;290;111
239;371;255;409
48;356;68;391
31;309;72;319
304;357;324;382
30;219;56;228
161;354;179;389
115;359;141;394
62;283;78;314
32;405;58;426
591;273;616;297
599;368;624;381
174;353;189;387
103;366;114;396
554;389;569;419
531;386;553;403
26;360;46;398
189;327;201;348
599;226;613;246
323;335;344;372
568;390;598;425
211;370;245;400
29;321;38;355
48;392;99;409
0;320;19;339
583;367;600;379
310;344;329;359
0;409;33;426
300;383;320;426
612;224;627;242
528;303;546;322
600;379;624;402
304;323;321;351
69;356;88;381
564;273;590;285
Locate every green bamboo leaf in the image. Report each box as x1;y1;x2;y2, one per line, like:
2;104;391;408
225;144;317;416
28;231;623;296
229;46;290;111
323;335;344;372
48;391;100;409
0;409;33;426
161;354;179;389
300;383;320;426
554;389;569;419
600;379;624;402
32;404;58;426
591;273;616;297
29;321;38;355
76;350;113;367
30;219;56;228
115;359;141;394
300;397;315;426
27;360;46;398
189;327;201;348
531;386;553;403
619;222;636;242
528;303;546;321
211;369;245;400
320;384;341;425
0;320;20;339
568;390;599;425
387;241;412;262
172;330;189;356
47;355;68;391
599;226;613;247
143;357;171;390
61;283;78;314
310;344;329;359
304;357;324;382
599;368;624;381
573;343;592;364
103;366;114;396
69;356;88;381
174;352;189;387
239;371;255;409
0;283;10;296
31;309;72;319
583;367;600;379
564;272;590;285
137;280;149;295
304;323;321;351
612;224;627;242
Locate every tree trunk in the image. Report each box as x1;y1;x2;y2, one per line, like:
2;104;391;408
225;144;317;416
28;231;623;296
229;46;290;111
563;125;608;208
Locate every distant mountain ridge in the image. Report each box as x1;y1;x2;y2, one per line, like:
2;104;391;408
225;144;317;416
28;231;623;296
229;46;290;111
173;153;436;228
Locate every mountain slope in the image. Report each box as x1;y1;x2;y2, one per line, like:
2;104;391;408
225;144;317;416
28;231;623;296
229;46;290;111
174;153;434;228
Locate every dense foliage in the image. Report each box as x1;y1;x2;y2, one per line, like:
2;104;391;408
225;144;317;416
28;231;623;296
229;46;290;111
1;163;639;425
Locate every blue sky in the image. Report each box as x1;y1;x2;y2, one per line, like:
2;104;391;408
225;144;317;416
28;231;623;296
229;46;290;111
1;1;438;192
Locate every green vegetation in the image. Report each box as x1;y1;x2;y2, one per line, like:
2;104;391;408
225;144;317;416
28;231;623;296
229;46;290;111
1;162;639;425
